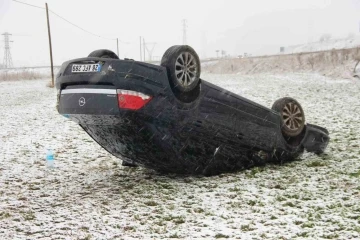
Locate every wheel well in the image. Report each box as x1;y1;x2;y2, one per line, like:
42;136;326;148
167;73;201;103
281;125;306;147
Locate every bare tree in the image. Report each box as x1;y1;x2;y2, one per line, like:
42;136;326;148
355;48;360;61
354;60;360;73
296;53;302;67
352;48;360;74
330;49;338;67
307;54;316;70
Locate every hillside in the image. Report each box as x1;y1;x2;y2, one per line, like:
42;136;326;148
285;35;360;54
203;47;360;79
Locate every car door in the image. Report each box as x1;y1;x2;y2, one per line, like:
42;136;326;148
200;82;279;151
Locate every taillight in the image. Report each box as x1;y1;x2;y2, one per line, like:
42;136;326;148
117;89;152;110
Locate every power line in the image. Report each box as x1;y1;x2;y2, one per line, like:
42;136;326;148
12;0;129;43
12;0;44;10
49;10;116;41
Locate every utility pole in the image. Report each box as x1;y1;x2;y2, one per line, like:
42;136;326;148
116;38;119;56
139;36;142;61
2;32;13;69
143;38;146;62
45;3;54;87
182;19;187;45
201;31;207;59
216;50;219;59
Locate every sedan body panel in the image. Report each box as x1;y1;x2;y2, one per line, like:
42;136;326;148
56;58;329;175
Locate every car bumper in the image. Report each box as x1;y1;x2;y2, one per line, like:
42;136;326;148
302;124;330;154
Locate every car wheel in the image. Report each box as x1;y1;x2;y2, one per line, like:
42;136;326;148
272;97;305;137
88;49;119;59
161;45;201;93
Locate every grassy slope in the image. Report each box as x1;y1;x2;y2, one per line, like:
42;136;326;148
204;47;360;79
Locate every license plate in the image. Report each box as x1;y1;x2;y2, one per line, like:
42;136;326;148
71;64;101;73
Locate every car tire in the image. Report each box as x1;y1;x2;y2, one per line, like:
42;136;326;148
272;97;305;137
88;49;119;59
161;45;201;93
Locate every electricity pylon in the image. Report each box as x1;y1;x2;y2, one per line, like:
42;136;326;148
2;32;13;68
182;19;187;45
143;38;156;62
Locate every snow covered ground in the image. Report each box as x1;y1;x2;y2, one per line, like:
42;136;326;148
0;73;360;239
285;35;360;54
0;67;61;75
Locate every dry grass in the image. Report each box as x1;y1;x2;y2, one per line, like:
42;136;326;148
0;70;47;81
45;81;55;88
204;47;360;79
354;47;360;61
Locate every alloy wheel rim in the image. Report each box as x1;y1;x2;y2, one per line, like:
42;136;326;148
282;102;304;130
175;52;197;87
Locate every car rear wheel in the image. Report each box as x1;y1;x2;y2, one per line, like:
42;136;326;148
88;49;119;59
272;97;305;137
161;45;201;93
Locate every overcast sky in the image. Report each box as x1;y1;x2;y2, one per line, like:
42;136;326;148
1;0;360;67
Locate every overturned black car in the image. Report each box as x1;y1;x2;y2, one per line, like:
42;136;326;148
56;45;329;175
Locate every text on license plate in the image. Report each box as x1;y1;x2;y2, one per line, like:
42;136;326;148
72;64;101;73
